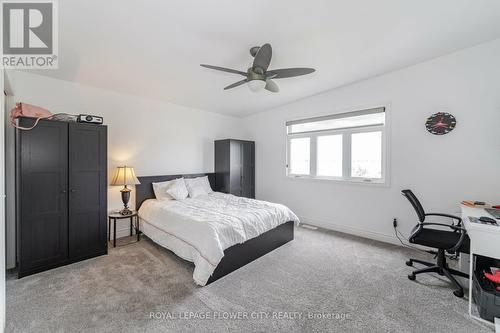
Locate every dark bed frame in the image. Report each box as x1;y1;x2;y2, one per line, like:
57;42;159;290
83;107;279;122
135;173;294;284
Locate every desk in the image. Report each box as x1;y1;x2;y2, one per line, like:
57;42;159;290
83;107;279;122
461;205;500;327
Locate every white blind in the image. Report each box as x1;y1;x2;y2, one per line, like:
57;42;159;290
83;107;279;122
287;107;385;134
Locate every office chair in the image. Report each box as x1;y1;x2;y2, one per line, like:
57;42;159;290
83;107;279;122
401;189;470;297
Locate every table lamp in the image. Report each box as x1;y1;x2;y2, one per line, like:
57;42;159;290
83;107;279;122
110;166;140;215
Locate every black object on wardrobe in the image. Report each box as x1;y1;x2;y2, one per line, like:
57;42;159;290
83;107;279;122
401;189;470;298
214;139;255;198
16;117;107;277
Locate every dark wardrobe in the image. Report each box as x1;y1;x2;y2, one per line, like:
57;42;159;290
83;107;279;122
214;139;255;199
16;118;107;277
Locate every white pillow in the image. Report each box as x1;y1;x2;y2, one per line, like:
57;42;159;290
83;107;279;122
152;179;179;200
166;178;189;200
185;177;210;198
199;176;214;194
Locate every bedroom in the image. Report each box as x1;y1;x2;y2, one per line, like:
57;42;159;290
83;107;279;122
0;0;500;332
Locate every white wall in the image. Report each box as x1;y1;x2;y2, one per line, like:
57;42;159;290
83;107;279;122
5;71;246;241
1;68;6;332
243;39;500;243
5;38;500;257
4;88;14;269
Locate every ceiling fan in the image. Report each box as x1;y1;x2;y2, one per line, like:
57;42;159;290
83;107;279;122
200;43;315;93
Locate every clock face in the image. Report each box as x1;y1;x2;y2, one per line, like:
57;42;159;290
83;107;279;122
425;112;456;135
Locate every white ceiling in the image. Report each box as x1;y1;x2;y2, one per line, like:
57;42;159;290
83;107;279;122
30;0;500;117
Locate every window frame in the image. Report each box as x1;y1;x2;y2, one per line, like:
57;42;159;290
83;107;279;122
285;107;388;185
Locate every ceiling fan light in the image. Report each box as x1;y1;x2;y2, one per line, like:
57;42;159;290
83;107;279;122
248;79;266;92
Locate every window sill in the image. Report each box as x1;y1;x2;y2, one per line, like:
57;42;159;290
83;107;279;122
285;175;389;187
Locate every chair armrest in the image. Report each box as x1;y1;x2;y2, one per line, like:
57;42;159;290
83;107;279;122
425;213;462;226
418;223;467;251
449;230;467;252
420;223;465;232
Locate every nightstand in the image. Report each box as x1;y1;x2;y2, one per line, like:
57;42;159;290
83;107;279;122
108;211;140;247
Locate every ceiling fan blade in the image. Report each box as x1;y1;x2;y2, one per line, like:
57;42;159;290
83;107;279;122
224;79;248;90
200;64;247;76
266;68;315;79
265;79;279;93
253;43;272;72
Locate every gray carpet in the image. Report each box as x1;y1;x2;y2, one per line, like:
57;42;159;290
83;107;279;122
6;226;491;333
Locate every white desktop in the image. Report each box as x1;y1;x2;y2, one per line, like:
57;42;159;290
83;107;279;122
460;205;500;328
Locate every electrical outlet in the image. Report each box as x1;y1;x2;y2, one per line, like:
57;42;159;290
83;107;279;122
393;218;398;228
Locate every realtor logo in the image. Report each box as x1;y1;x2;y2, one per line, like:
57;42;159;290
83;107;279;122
1;0;58;68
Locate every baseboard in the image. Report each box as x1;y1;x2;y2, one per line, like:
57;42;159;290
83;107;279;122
114;216;409;249
299;216;401;247
111;216;401;245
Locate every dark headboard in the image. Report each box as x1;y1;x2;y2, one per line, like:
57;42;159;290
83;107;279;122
135;173;216;210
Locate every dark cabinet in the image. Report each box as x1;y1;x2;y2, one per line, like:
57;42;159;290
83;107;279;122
68;123;107;261
18;120;69;275
215;139;255;198
17;118;107;277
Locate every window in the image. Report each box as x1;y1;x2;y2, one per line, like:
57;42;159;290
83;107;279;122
286;107;387;183
351;131;382;179
317;135;342;177
289;137;310;175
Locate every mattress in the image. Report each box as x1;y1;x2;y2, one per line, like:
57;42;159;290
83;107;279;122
138;192;299;285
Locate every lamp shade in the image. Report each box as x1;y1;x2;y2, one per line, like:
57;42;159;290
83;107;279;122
110;166;140;186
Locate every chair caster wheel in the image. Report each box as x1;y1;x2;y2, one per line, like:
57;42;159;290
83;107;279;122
408;274;416;281
406;260;413;266
453;289;464;298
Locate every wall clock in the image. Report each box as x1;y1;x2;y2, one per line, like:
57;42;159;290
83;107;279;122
425;112;456;135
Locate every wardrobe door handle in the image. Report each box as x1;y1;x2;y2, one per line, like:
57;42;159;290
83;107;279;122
70;189;77;193
61;189;67;194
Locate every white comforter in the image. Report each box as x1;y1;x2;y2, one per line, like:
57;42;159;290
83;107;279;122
138;192;299;285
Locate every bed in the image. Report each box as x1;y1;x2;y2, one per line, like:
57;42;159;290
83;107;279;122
135;173;298;285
